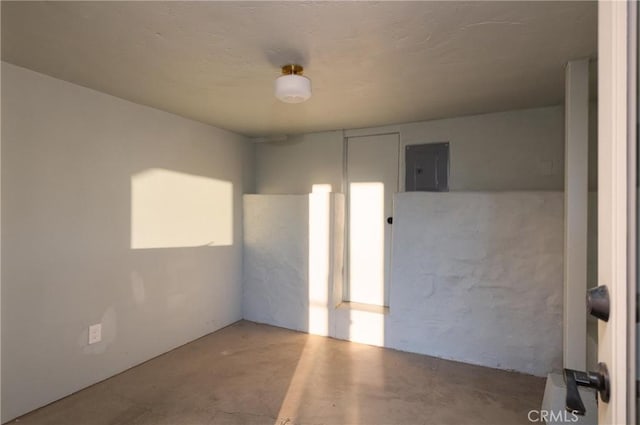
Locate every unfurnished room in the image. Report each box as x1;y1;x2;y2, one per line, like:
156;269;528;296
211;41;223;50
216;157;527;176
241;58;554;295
2;1;639;425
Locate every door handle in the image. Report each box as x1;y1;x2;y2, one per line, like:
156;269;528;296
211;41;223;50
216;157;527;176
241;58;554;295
563;363;610;415
386;217;393;224
587;285;610;322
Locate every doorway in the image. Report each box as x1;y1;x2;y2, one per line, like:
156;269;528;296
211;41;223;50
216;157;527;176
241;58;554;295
345;133;399;307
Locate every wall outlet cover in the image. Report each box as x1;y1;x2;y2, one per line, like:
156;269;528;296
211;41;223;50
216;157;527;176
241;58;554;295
88;323;102;345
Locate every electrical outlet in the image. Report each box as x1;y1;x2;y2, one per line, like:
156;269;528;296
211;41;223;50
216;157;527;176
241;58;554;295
88;323;102;345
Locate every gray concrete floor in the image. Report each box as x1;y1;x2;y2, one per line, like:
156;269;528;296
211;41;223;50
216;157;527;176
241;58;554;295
11;321;544;425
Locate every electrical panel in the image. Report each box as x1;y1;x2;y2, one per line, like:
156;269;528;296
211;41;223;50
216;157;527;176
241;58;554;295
405;142;450;192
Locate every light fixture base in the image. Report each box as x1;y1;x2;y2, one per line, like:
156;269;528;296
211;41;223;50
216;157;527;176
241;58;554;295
281;64;304;76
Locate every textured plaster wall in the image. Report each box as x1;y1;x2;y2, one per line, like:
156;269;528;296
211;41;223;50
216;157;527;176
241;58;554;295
1;63;253;422
243;195;310;331
243;191;563;376
243;194;344;336
387;192;563;376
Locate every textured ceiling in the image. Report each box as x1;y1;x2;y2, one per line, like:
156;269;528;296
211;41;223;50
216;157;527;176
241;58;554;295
2;1;597;137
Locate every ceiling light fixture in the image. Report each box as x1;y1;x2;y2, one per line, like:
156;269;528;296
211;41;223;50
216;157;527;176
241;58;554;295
274;64;311;104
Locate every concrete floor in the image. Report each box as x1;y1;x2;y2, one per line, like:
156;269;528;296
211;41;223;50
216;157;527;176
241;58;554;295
11;321;545;425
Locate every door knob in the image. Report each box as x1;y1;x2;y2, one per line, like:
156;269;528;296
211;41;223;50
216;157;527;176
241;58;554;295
563;363;610;415
386;217;393;224
587;285;610;322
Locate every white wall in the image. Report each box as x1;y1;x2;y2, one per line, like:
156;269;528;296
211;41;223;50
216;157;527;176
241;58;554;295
255;131;343;194
243;193;344;336
386;192;563;376
1;62;253;422
243;191;563;376
247;106;572;377
349;106;565;191
254;106;566;194
243;195;310;330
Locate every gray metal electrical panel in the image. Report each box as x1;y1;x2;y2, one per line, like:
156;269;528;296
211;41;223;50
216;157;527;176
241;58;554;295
405;142;450;192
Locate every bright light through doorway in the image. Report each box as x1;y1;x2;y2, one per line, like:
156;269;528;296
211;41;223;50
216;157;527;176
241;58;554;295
131;168;233;249
349;182;385;306
308;190;331;336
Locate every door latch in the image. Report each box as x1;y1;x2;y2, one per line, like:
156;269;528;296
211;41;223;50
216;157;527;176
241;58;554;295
587;285;610;322
563;363;610;415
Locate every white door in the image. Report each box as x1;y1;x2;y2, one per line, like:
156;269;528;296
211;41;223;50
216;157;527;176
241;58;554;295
346;133;399;307
597;1;636;423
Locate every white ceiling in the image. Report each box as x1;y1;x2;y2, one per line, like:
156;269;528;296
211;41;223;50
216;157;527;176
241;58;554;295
2;1;597;137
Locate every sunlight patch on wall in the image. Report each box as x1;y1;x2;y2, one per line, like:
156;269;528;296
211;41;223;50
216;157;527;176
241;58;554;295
349;182;385;306
308;192;331;336
311;184;332;193
131;168;233;249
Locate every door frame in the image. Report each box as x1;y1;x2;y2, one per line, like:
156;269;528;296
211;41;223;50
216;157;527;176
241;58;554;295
597;1;637;423
343;132;401;305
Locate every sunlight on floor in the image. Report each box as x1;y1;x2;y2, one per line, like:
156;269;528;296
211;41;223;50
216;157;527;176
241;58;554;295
274;339;317;425
277;185;334;424
131;168;233;249
276;183;387;424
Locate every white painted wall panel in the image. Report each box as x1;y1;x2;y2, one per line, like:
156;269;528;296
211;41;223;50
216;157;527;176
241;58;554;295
1;63;253;422
254;106;574;194
346;107;566;191
255;131;343;194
